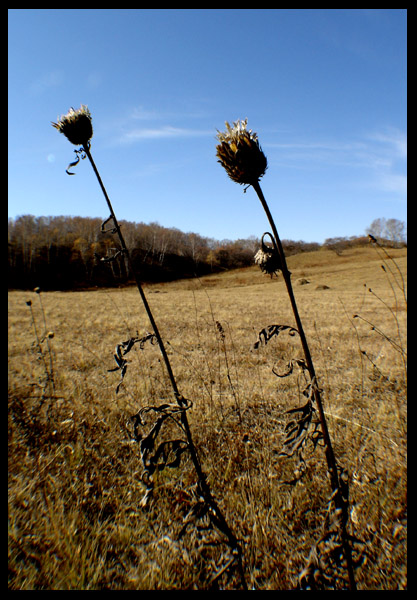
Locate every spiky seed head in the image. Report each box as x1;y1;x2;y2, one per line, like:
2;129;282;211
254;237;281;277
216;119;267;185
52;105;93;146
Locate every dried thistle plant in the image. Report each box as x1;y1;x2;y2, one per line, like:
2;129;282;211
53;105;247;590
254;232;282;277
217;119;357;589
52;105;93;147
297;471;364;590
216;118;267;186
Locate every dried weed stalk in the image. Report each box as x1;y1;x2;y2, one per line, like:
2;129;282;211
25;287;58;414
297;472;364;589
367;234;407;304
53;105;247;589
358;235;407;372
217;119;357;589
352;235;407;433
215;320;242;422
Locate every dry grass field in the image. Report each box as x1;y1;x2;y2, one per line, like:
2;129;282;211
8;245;407;589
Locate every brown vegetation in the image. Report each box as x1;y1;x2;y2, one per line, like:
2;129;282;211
8;246;406;589
13;215;403;290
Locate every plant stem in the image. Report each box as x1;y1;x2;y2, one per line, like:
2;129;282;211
252;180;356;590
83;145;180;398
83;144;247;590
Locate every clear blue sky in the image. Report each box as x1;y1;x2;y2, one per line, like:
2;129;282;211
8;9;407;243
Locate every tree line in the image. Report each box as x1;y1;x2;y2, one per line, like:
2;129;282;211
8;215;406;290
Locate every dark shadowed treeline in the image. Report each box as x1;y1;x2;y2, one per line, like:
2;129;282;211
7;215;257;289
8;215;405;290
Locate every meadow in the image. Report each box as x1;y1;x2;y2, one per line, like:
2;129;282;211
8;245;407;589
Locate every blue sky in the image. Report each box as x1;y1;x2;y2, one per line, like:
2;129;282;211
8;9;407;243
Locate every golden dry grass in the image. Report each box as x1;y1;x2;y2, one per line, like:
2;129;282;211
8;246;407;589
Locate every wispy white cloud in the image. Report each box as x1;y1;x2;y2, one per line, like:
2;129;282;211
376;173;407;195
367;128;407;160
110;103;213;145
119;125;211;144
30;69;64;95
265;138;372;170
130;105;162;121
365;128;407;197
264;127;406;202
129;103;213;122
265;127;406;171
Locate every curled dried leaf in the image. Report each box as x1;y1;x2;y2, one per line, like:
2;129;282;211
130;400;192;506
252;324;298;350
272;357;308;378
108;333;158;393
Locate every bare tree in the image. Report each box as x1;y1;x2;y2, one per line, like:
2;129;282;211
366;217;406;245
366;218;386;239
385;218;406;244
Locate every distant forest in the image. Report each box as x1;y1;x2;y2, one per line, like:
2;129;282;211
8;215;406;290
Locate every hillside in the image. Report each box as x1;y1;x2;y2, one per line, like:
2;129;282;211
8;244;407;590
147;245;407;293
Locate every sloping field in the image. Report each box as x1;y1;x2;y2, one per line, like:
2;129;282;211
8;246;406;589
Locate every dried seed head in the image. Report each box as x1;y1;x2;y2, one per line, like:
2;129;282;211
52;105;93;146
254;248;280;277
216;119;267;185
254;235;281;277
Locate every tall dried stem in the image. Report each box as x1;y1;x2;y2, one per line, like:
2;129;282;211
252;180;356;590
85;144;247;588
216;119;356;589
52;106;246;589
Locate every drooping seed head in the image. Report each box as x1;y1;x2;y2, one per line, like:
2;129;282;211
216;119;267;186
254;235;281;277
52;105;93;146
